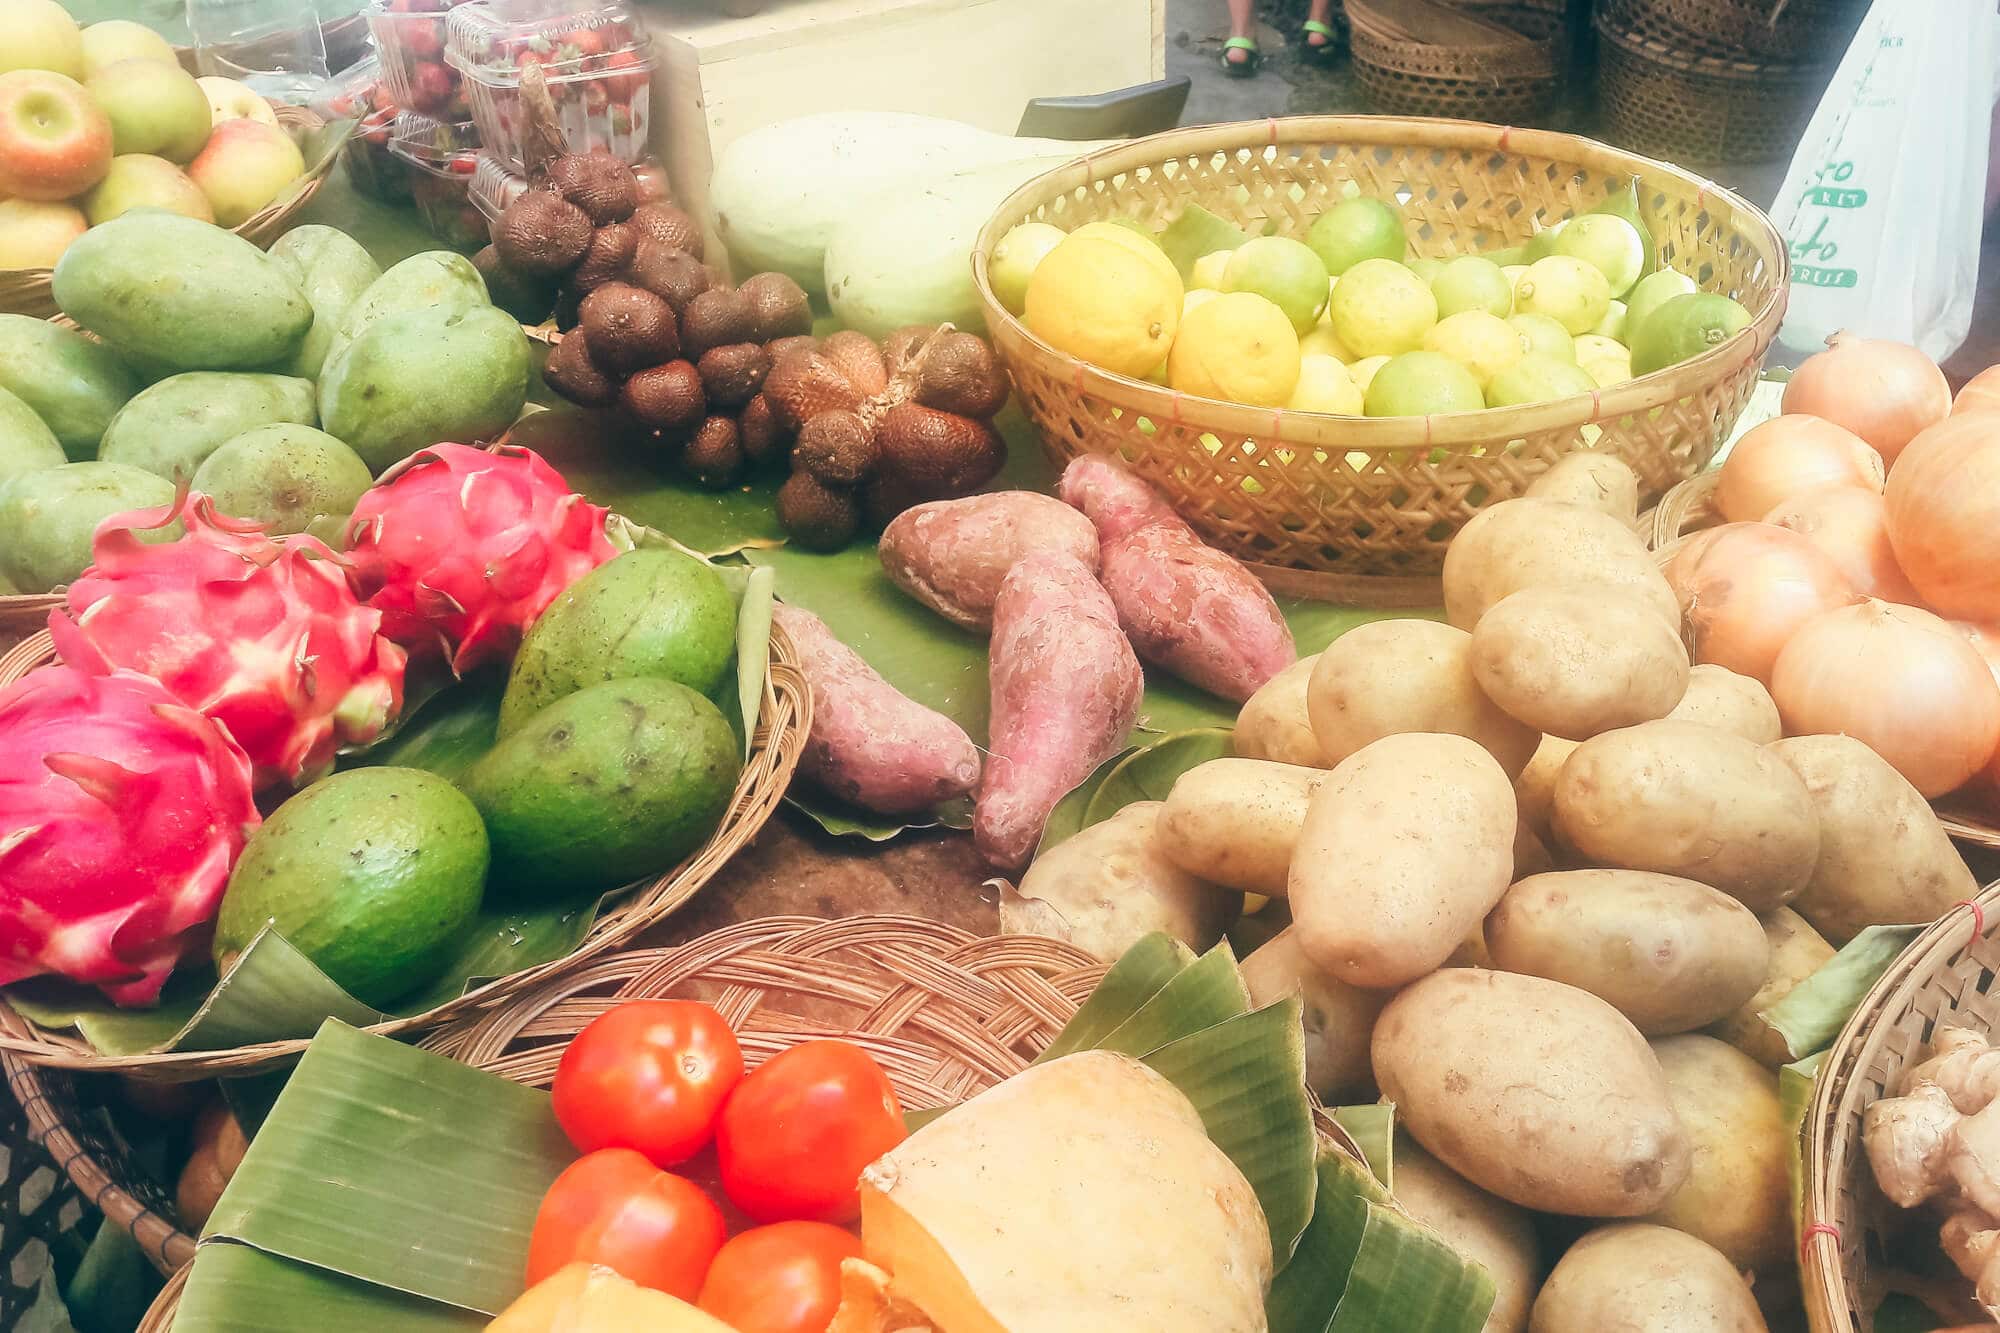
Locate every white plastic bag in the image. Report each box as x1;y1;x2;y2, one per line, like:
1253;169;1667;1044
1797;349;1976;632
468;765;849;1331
1770;0;2000;362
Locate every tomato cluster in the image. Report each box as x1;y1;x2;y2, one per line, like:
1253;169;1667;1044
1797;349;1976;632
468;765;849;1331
525;1000;907;1332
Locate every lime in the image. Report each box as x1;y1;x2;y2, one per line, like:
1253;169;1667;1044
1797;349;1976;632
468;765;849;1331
1306;196;1407;276
1508;312;1575;362
1288;353;1363;414
1591;300;1628;341
1349;355;1391;395
1167;290;1302;407
1431;255;1514;319
1628;292;1753;375
990;221;1067;316
1524;218;1570;263
1189;247;1235;291
1025;221;1185;377
1300;324;1353;362
1553;214;1647;297
1424;311;1525;390
1487;354;1599;407
1623;269;1698;339
1408;257;1446;282
1363;351;1486;417
1485;244;1527;267
1329;257;1438;357
1513;256;1612;335
1223;235;1331;334
1500;264;1528;297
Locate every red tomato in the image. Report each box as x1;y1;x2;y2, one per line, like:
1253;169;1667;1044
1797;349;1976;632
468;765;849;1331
552;1000;743;1166
716;1040;906;1224
697;1222;861;1333
525;1148;725;1299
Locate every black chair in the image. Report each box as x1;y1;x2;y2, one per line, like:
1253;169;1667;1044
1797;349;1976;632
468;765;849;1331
1016;76;1193;141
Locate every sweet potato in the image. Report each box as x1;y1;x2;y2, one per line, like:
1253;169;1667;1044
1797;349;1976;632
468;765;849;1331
878;491;1099;632
974;552;1143;870
773;604;981;815
1058;456;1295;702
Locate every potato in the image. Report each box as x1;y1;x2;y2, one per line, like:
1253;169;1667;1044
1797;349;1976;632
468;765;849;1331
1392;1135;1541;1333
1442;497;1679;631
1770;734;1976;943
1291;733;1517;989
1470;586;1690;740
1241;928;1387;1101
1513;820;1553;880
1513;734;1577;838
1665;663;1781;742
1157;758;1324;897
1307;619;1540;778
1233;655;1324;767
1643;1036;1789;1270
1705;908;1836;1067
1000;802;1236;962
1484;870;1769;1035
1529;1224;1767;1332
1524;451;1640;521
1553;720;1820;913
1373;968;1690;1217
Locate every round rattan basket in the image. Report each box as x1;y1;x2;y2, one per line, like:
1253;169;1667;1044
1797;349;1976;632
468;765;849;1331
1344;0;1565;122
973;115;1788;605
0;105;339;319
1603;0;1863;64
0;624;809;1079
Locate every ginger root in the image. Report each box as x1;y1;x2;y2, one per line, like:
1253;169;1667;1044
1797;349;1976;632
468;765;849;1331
1940;1209;2000;1320
1906;1027;2000;1113
1867;1081;1961;1208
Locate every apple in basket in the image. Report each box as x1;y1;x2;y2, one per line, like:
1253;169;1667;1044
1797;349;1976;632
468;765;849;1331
0;69;112;200
187;116;304;227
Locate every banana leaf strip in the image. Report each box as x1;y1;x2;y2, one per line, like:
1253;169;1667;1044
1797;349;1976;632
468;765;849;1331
1094;941;1249;1057
1037;932;1196;1063
1331;1104;1396;1189
1764;924;1924;1061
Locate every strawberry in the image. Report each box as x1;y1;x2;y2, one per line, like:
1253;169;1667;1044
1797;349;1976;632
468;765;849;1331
599;49;648;101
404;19;443;58
409;61;455;112
563;26;609;57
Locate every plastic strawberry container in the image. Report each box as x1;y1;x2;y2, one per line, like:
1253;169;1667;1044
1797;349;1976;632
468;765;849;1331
389;112;488;250
446;0;654;173
469;152;531;225
311;56;412;201
367;0;479;123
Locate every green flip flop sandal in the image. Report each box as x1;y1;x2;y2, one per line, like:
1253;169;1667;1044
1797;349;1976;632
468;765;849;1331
1221;36;1262;78
1301;18;1339;63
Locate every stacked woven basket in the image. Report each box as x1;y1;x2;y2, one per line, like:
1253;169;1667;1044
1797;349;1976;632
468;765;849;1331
1343;0;1571;123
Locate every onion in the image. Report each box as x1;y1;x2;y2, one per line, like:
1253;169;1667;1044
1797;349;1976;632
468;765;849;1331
1781;332;1952;465
1715;414;1884;523
1762;484;1919;603
1771;599;2000;796
1955;364;2000;416
1884;411;2000;619
1665;521;1857;685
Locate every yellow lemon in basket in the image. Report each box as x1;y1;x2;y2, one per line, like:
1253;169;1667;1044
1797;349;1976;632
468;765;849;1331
1424;311;1525;391
1287;353;1363;414
1300;324;1354;363
1575;334;1633;387
1486;353;1600;407
1329;258;1437;358
1553;213;1648;297
1430;255;1514;319
1190;247;1235;290
1363;351;1486;417
1349;354;1391;395
1025;221;1184;378
1508;312;1576;363
1513;256;1612;336
1167;291;1301;407
990;221;1067;316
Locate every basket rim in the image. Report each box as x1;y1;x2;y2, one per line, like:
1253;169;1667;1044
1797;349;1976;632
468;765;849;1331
0;624;810;1078
971;114;1789;452
1592;8;1836;77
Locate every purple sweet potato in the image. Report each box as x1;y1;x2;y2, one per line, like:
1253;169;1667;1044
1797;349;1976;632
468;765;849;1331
974;552;1143;870
1058;456;1297;703
772;603;981;815
878;491;1100;632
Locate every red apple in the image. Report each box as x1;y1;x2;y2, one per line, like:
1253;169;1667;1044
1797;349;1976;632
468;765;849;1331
81;153;213;225
186;117;302;227
88;59;212;162
0;0;85;79
0;197;86;267
0;71;112;201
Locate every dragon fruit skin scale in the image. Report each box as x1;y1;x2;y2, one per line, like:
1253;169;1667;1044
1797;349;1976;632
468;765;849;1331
343;444;618;675
0;666;260;1007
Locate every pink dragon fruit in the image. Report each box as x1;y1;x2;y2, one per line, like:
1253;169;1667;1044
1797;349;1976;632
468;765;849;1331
49;494;407;792
0;665;260;1006
343;443;618;675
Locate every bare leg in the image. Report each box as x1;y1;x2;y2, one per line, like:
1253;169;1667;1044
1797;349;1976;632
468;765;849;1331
1226;0;1255;67
1306;0;1334;48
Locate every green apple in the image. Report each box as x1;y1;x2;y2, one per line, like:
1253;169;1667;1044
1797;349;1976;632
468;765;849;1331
196;75;278;127
80;20;179;77
0;197;86;266
187;116;302;226
87;59;212;162
0;0;84;78
80;153;213;225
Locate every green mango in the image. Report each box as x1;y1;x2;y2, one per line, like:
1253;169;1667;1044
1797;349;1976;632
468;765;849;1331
325;250;489;368
267;225;383;381
192;423;373;536
0;314;141;460
51;212;312;372
319;304;530;474
0;462;177;593
97;372;317;482
0;385;66;490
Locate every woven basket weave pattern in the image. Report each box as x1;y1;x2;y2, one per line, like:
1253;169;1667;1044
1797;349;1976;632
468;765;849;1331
1596;12;1833;164
1345;2;1565;123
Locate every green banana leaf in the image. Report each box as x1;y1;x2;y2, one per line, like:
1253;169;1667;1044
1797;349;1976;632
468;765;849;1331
1161;203;1251;278
1095;943;1250;1057
1331;1104;1396;1189
1783;1049;1826;1268
1082;728;1234;826
1763;924;1925;1062
792;794;973;842
1036;932;1196;1063
1033;745;1138;859
176;1246;479;1333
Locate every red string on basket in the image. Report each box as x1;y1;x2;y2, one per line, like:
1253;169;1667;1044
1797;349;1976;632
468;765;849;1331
1800;1221;1840;1263
1955;899;1986;946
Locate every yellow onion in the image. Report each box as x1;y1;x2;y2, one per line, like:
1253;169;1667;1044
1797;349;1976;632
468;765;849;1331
1781;332;1951;466
1717;415;1883;524
1884;411;2000;619
1666;522;1857;685
1763;485;1918;604
1954;364;2000;417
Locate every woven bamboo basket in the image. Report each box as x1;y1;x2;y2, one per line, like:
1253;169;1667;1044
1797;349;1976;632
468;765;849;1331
1799;879;2000;1332
136;915;1369;1330
1596;10;1833;165
973;115;1788;605
0;1061;101;1320
1344;0;1565;123
0;624;809;1078
1603;0;1863;65
0;105;339;319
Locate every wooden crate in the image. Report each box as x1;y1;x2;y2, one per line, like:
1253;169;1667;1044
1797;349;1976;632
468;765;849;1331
642;0;1166;271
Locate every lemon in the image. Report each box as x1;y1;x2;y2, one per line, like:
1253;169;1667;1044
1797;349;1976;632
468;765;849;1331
1487;353;1599;407
1300;325;1354;362
1591;299;1628;341
1349;355;1391;394
1408;256;1446;282
1553;214;1647;297
1430;255;1514;319
1306;196;1407;276
1363;351;1486;417
1025;221;1185;378
1190;248;1235;291
990;221;1066;316
1329;258;1438;357
1223;236;1331;334
1183;288;1222;316
1425;310;1525;390
1628;292;1752;375
1623;269;1698;340
1513;256;1612;335
1577;335;1633;388
1167;290;1302;407
1574;334;1628;366
1288;354;1363;414
1508;313;1575;363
